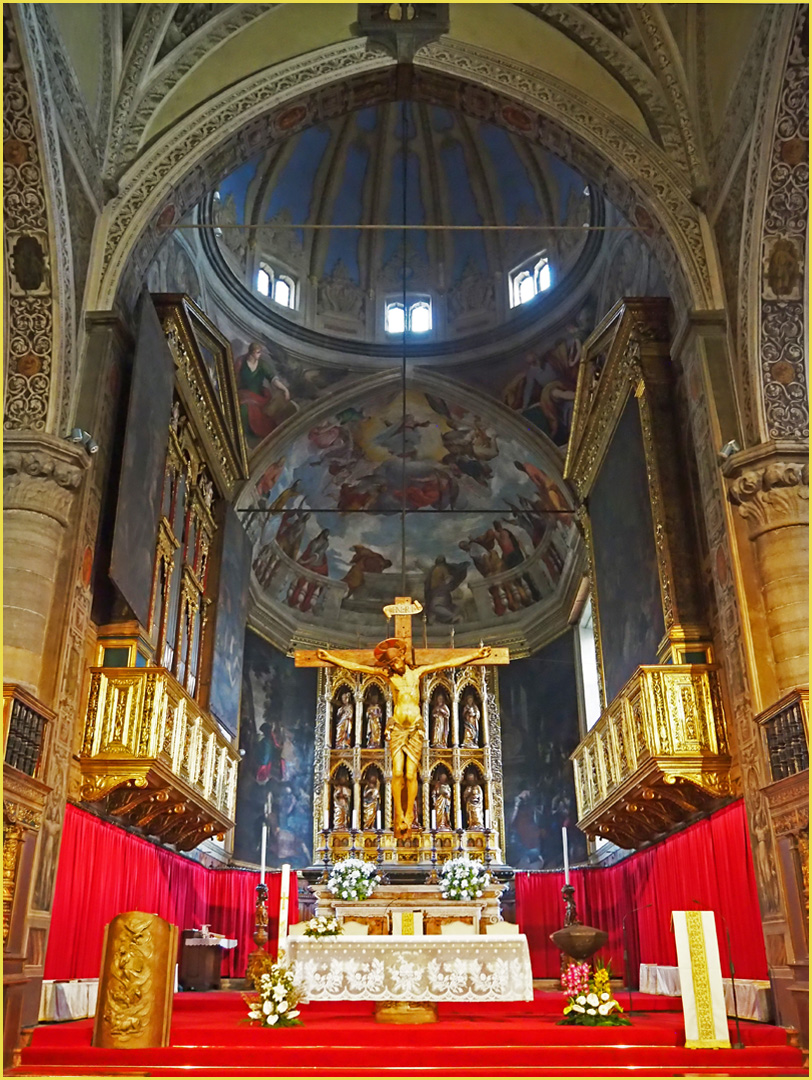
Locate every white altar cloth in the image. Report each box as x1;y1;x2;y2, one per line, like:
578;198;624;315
639;964;772;1022
39;979;98;1022
287;934;534;1002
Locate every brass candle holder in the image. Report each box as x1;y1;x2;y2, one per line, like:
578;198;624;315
246;881;269;987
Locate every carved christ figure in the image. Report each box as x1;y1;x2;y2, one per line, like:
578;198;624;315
317;638;491;837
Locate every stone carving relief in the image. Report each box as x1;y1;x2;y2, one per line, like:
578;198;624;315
446;258;495;323
318;260;366;320
758;7;809;440
3;13;55;431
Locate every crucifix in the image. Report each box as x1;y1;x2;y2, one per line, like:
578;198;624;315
295;598;509;838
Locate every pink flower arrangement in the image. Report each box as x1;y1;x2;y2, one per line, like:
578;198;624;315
560;961;590;997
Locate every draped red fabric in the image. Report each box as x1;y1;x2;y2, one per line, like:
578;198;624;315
515;800;768;981
44;805;299;981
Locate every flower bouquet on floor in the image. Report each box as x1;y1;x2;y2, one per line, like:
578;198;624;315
439;854;489;901
327;856;379;901
244;962;302;1028
303;914;342;938
560;959;630;1025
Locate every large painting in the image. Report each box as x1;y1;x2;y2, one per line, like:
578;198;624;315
109;294;174;627
500;631;587;870
233;631;317;869
243;386;576;628
590;397;665;703
207;506;252;737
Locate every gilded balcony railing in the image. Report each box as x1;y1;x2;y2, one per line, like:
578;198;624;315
571;664;731;849
79;667;240;850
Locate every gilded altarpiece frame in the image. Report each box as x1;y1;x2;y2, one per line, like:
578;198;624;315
313;665;505;866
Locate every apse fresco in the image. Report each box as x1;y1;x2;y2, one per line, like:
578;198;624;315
242;387;576;627
500;631;587;870
233;631;317;869
590;398;665;702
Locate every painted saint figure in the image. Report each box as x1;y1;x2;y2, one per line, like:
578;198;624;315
316;638;491;837
430;689;451;747
462;769;484;829
362;773;381;830
432;770;452;831
365;689;384;748
333;689;354;749
461;691;481;748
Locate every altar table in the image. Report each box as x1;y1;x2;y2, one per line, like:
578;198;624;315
39;979;98;1022
287;934;534;1002
639;963;772;1022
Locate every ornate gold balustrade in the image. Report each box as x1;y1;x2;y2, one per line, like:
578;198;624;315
571;664;732;849
79;667;239;851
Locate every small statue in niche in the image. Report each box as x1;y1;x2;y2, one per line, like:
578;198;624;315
332;769;352;830
362;772;381;830
461;691;481;748
432;769;452;831
365;688;384;748
334;689;354;749
462;768;484;829
430;688;451;747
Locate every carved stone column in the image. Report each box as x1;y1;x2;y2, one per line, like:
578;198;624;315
3;433;89;697
726;443;809;695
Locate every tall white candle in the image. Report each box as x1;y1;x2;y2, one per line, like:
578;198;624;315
562;826;570;885
484;808;491;830
277;863;291;956
260;824;267;885
376;809;382;831
431;809;437;831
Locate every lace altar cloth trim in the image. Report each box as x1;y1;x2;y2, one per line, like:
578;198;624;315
287;934;534;1002
184;937;238;948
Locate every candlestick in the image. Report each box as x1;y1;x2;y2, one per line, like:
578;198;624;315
423;615;428;649
260;824;267;885
277;863;291;957
562;825;570;885
246;881;269;987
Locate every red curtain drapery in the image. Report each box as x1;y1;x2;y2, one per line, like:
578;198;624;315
44;805;298;981
516;800;768;981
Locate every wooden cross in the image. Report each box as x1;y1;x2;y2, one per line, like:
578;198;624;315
294;597;510;671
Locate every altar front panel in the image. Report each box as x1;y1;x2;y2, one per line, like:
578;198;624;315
288;935;534;1002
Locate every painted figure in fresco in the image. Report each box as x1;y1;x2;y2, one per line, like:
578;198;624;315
430;689;451;747
461;692;481;748
316;638;491;837
235;341;296;443
462;769;485;829
362;772;382;830
332;769;352;830
254;720;284;784
287;527;330;612
375;412;430;459
432;769;453;831
493;519;540;603
364;688;384;748
424;555;468;624
342;545;393;597
333;689;354;749
514;461;572;525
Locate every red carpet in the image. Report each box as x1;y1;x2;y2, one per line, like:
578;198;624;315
16;990;805;1076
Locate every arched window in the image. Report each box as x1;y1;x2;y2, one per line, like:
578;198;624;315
385;296;432;335
510;253;552;308
256;263;296;309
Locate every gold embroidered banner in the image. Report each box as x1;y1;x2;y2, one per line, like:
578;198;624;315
671;910;730;1048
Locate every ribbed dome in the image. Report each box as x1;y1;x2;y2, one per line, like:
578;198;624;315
209;101;601;345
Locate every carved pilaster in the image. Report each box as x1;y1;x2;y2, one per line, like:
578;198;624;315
3;433;90;697
726;442;809;695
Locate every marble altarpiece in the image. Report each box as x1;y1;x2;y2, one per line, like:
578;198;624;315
313;662;506;868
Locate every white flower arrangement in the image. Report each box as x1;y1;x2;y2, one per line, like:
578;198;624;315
303;915;342;938
439;854;489;901
327;856;379;901
243;962;302;1028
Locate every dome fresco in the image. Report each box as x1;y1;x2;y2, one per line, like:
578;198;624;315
210;101;599;344
239;383;579;641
